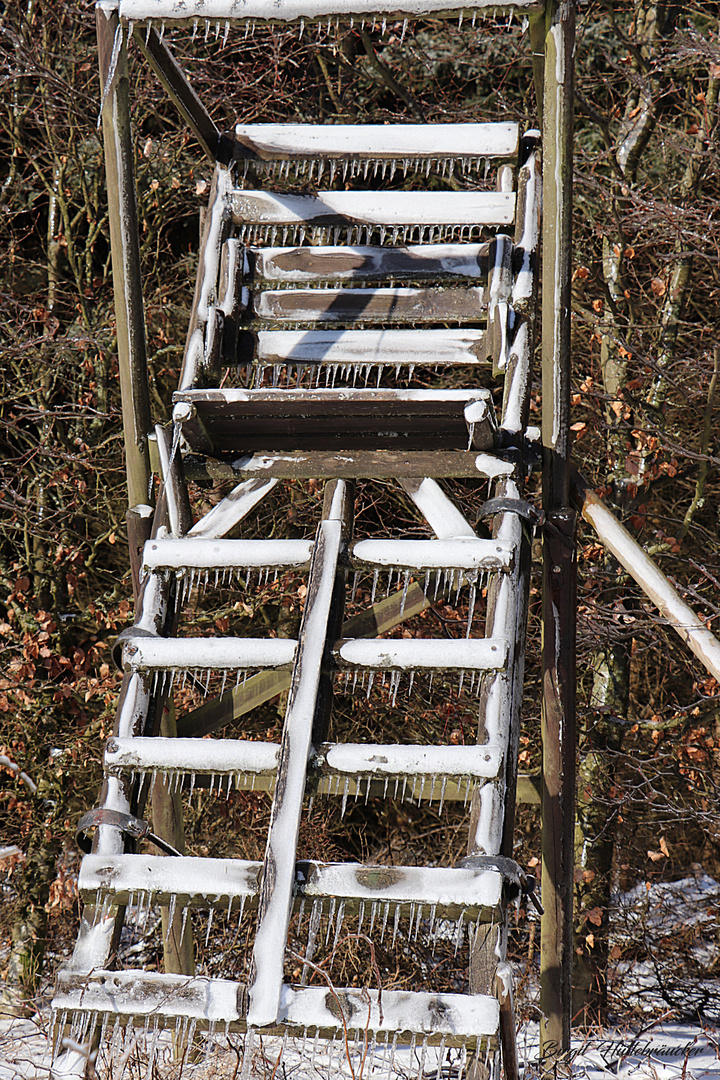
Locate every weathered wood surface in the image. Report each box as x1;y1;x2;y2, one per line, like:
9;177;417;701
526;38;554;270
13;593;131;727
173;387;497;452
232;122;519;160
122;636;297;673
232;190;515;228
252;243;490;282
119;0;543;23
254;285;485;324
253;328;487;367
182;449;515;480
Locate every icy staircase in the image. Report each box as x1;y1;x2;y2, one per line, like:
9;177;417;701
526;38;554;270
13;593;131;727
52;12;542;1079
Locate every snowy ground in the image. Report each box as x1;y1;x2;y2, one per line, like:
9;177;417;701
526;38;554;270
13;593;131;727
1;1016;718;1080
2;873;719;1078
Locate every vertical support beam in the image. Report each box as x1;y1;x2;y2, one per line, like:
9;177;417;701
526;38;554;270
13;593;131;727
97;6;152;510
540;0;577;1066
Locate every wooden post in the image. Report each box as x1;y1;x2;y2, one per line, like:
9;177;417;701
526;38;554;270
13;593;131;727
97;7;152;511
540;0;577;1068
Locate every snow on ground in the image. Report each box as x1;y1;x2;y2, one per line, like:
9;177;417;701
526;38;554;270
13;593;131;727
2;872;720;1077
1;1015;718;1080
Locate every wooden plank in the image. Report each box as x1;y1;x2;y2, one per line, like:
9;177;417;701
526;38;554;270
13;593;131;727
119;0;543;22
188;478;279;539
233;123;518;161
173;387;497;452
54;971;500;1046
248;487;347;1028
336;637;508;672
79;854;502;921
231;190;515;228
254;329;487;367
133;24;221;163
349;537;513;571
254;285;485;323
182;450;515;481
121;636;297;673
252;243;490;282
142;537;313;573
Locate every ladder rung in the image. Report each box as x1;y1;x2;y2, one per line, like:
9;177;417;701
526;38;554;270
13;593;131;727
105;736;279;780
122;636;297;672
142;538;313;573
233;123;519;161
316;742;503;783
54;969;500;1046
349;538;513;572
254;328;487;368
105;737;501;797
232;191;515;229
336;637;508;672
79;854;502;922
254;286;486;325
252;244;490;282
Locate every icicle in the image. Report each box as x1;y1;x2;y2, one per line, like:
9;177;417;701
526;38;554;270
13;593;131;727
341;777;350;818
392;903;402;946
357;899;365;936
368;900;378;939
400;18;408;43
166;895;177;943
238;893;246;927
414;903;424;941
400;570;411;617
439;776;448;813
366;672;374;700
325;898;336;945
223;20;230;46
380;900;391;944
458;670;465;697
370;569;379;604
390;671;400;707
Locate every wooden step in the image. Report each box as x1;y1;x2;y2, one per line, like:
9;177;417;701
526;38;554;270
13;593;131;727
232;190;515;229
251;243;490;282
172;388;497;453
253;285;485;324
233;123;519;161
54;969;500;1046
142;537;314;574
182;448;516;481
104;737;504;798
251;329;486;371
79;854;503;922
336;637;508;672
349;537;514;572
121;636;297;673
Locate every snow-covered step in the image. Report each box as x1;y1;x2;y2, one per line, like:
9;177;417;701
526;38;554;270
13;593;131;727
252;243;491;282
232;191;515;230
253;328;487;368
120;0;539;23
349;538;514;572
142;537;314;574
336;637;508;672
233;122;519;162
254;285;486;324
104;736;503;803
54;969;500;1047
79;854;503;924
121;636;296;673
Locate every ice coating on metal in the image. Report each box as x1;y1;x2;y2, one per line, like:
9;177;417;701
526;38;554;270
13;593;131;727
298;862;502;910
79;853;262;904
105;735;280;775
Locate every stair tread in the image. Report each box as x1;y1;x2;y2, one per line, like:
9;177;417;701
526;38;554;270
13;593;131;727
232;190;515;229
253;285;486;324
143;537;314;572
252;244;491;282
120;0;540;24
54;969;500;1043
337;636;508;671
253;328;487;367
233;122;519;160
122;636;297;671
182;449;516;481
